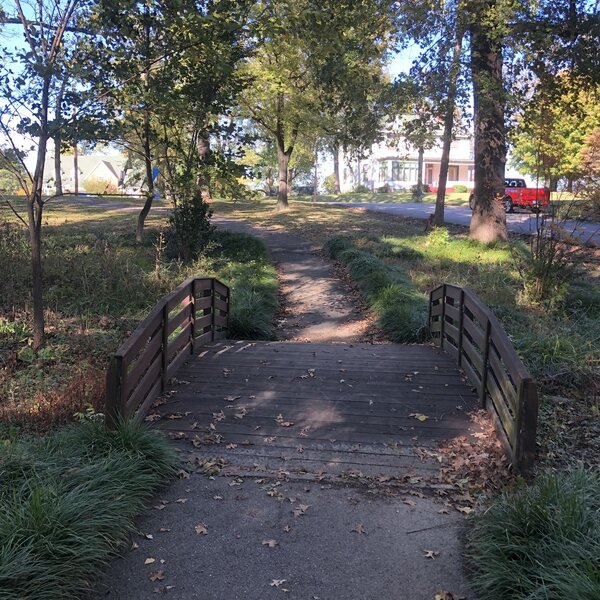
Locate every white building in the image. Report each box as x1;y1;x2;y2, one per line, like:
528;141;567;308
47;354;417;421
340;133;475;193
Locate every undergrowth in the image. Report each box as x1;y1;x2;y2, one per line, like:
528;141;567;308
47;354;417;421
468;469;600;599
0;419;177;599
0;220;277;426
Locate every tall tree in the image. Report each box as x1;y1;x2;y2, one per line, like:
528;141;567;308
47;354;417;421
0;0;87;349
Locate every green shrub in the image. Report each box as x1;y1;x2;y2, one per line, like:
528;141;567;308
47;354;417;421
453;184;468;193
468;469;600;600
325;237;428;343
167;189;215;262
354;184;371;193
323;173;337;194
0;420;177;599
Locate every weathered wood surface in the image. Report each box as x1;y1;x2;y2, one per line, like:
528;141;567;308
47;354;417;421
150;341;484;479
429;283;538;474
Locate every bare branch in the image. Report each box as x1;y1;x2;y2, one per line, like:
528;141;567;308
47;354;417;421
0;193;28;227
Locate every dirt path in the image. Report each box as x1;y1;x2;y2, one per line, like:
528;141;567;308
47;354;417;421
213;217;379;343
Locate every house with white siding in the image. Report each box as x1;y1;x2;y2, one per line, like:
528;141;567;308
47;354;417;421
340;133;475;193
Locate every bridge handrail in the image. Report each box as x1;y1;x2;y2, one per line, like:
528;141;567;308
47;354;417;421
429;284;538;474
105;277;229;426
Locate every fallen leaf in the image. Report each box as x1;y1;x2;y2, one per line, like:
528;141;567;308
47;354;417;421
423;549;440;559
402;498;416;507
275;414;294;427
131;541;139;550
226;443;237;449
456;506;474;515
224;395;240;402
149;570;165;582
194;523;208;535
212;410;225;422
283;525;291;533
175;498;188;504
144;533;154;540
159;528;171;533
234;407;247;419
263;436;276;443
352;523;367;534
270;580;286;588
409;413;430;422
144;558;156;565
262;539;278;548
292;503;310;517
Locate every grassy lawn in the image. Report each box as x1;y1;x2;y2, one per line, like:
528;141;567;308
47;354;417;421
291;190;471;206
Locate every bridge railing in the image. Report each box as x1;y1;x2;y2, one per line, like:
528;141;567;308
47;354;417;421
105;277;229;426
429;284;538;475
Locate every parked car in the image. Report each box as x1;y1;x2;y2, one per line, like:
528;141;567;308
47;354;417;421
469;178;550;213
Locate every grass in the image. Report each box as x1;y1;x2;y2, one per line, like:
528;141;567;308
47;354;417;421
467;469;600;599
0;200;278;427
0;418;177;599
292;190;471;206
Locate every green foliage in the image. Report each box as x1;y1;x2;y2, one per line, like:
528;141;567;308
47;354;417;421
324;235;428;342
353;184;371;193
323;173;337;194
167;190;215;262
453;184;468;192
468;469;600;600
0;420;177;599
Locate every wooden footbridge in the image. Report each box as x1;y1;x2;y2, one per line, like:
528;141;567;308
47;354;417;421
105;278;538;476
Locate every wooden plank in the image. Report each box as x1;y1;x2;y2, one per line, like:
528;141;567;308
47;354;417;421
430;303;443;317
193;278;213;294
461;335;484;373
461;354;482;392
487;386;516;448
488;346;518;413
167;322;192;363
195;313;212;329
490;327;530;380
444;342;458;360
166;282;193;312
166;341;192;380
444;321;460;344
444;303;460;323
105;355;125;427
167;303;193;337
214;297;228;313
430;286;443;302
463;289;489;325
462;316;485;351
133;378;162;424
124;333;163;398
430;320;442;333
516;379;538;476
114;310;162;361
214;280;229;297
487;368;515;419
126;353;162;415
444;284;462;302
195;331;213;346
214;314;228;328
195;296;212;310
214;329;228;341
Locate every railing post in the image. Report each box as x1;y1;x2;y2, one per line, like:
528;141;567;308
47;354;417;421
190;281;196;356
105;354;125;428
515;378;538;476
480;318;492;407
457;289;465;367
225;284;230;334
440;284;446;350
211;278;216;341
161;304;169;391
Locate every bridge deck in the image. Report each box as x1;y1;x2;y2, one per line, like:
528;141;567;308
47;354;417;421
152;341;483;480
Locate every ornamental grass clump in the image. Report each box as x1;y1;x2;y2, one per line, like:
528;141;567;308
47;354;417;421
0;420;177;600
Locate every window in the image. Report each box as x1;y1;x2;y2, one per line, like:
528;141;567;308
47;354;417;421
379;161;388;182
400;161;418;182
391;161;400;181
468;167;475;182
448;165;459;181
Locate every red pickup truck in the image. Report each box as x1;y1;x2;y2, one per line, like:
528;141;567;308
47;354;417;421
469;178;550;213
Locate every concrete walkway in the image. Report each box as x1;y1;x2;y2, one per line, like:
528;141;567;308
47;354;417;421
326;200;600;247
100;219;478;600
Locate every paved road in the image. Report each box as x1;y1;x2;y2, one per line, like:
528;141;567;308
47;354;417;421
327;201;600;247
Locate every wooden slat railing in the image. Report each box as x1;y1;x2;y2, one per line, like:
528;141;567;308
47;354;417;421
429;284;538;475
105;277;229;426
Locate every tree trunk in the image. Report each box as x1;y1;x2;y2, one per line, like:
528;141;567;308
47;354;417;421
136;105;154;242
53;81;65;197
276;141;290;210
434;27;464;226
312;140;318;202
196;132;212;202
72;142;79;195
416;146;424;200
265;166;273;195
136;13;154;243
333;143;341;194
28;74;52;350
468;8;508;243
